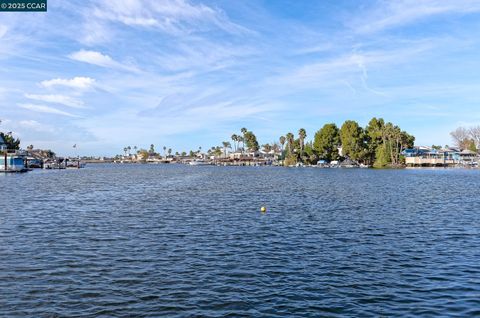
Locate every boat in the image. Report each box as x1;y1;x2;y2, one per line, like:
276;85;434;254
43;159;65;169
65;158;86;169
188;159;211;166
26;157;43;169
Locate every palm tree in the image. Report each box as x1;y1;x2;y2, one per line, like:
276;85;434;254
214;146;222;157
222;141;231;158
134;146;137;153
279;136;286;152
238;136;245;153
298;128;307;158
262;144;272;153
231;134;238;152
163;146;167;157
123;147;128;156
168;148;172;157
286;133;294;154
240;128;247;152
127;146;132;156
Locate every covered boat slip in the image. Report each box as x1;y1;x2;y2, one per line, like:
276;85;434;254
0;152;27;172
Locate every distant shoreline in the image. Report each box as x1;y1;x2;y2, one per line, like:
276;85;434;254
81;161;480;170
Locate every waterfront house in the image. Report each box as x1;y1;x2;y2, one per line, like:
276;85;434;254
0;152;27;172
403;146;478;167
0;135;6;151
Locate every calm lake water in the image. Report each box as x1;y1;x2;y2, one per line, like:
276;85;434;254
1;164;480;317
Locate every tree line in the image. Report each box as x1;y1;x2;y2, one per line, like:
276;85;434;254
132;120;414;167
276;118;415;167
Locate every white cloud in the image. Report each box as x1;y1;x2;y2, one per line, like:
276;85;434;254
154;41;256;72
271;44;433;91
40;77;95;89
25;94;85;108
68;50;139;72
18;103;77;117
80;19;113;45
355;0;480;34
88;0;249;35
18;120;55;133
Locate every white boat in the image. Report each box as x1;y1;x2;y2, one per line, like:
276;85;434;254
188;159;210;166
66;160;86;169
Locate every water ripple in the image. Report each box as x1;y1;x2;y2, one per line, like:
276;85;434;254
1;165;480;317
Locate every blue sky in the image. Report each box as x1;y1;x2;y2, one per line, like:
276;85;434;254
1;0;480;155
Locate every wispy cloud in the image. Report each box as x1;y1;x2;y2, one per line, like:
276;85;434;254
354;0;480;34
153;41;257;72
69;50;139;72
270;43;433;92
25;94;85;108
18;120;55;133
18;103;78;117
88;0;250;35
40;77;96;89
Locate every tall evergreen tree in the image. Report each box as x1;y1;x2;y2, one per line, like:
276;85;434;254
313;123;340;161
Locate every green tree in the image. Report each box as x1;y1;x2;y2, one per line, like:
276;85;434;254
313;123;340;161
340;120;365;161
244;131;259;152
137;149;149;160
214;146;222;157
304;141;317;164
284;154;297;166
298;128;307;158
237;136;244;153
285;132;295;155
374;143;391;168
0;132;20;150
372;122;414;167
222;141;231;157
365;117;385;165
